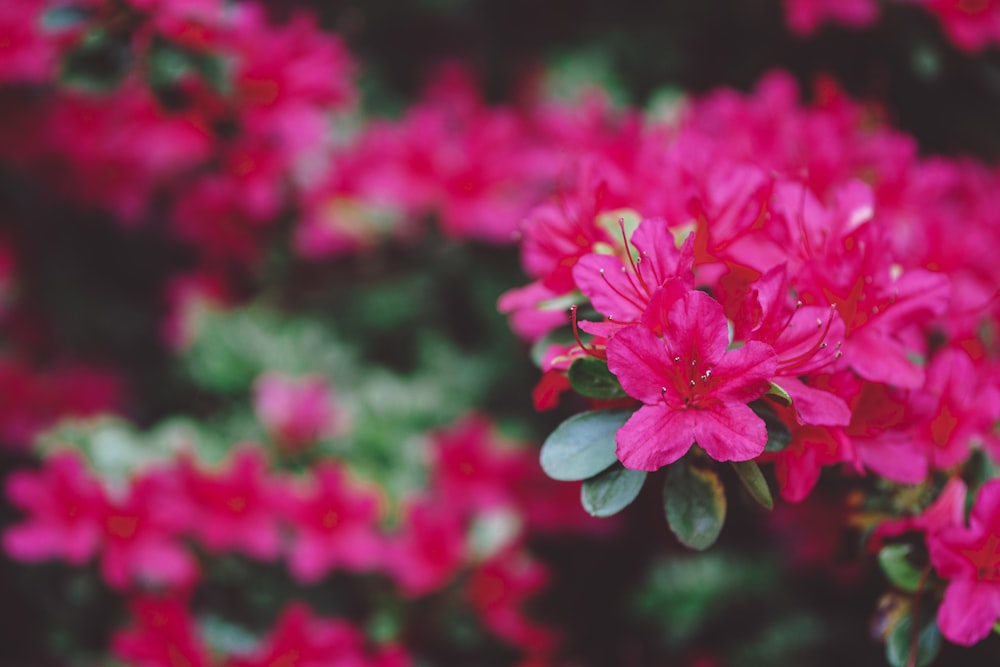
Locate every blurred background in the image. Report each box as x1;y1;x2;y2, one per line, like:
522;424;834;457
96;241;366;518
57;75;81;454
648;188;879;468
2;1;1000;666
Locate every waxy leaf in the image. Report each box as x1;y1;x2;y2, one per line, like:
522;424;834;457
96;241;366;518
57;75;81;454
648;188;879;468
766;382;793;406
730;460;773;510
581;464;647;517
878;544;924;593
540;409;631;481
664;459;727;550
886;610;941;667
568;357;629;400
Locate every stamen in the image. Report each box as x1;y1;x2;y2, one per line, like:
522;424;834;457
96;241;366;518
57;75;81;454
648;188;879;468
618;217;650;294
777;304;839;373
598;268;646;311
570;305;602;359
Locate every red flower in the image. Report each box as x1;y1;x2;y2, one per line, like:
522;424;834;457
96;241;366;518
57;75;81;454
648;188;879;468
572;217;694;335
930;480;1000;645
112;593;213;667
254;373;345;452
467;550;555;653
97;469;199;590
228;603;369;667
280;463;384;583
3;450;104;565
384;496;467;597
177;446;284;559
607;290;777;469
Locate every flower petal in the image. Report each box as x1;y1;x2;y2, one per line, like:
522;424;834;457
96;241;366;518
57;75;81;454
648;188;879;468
615;404;696;471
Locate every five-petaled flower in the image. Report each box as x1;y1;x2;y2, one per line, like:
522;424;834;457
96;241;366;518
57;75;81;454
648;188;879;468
606;290;777;470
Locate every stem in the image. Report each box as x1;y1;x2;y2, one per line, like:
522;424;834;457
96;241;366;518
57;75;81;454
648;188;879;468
906;568;932;667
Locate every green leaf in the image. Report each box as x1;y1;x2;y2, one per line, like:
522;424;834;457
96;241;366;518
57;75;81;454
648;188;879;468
540;409;631;481
581;464;647;517
664;459;727;550
886;611;941;667
878;545;924;593
568;357;628;400
766;382;793;406
750;400;792;453
730;460;773;510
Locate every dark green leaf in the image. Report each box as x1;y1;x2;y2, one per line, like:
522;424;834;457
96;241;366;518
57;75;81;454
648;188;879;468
886;611;941;667
540;409;630;481
664;459;727;550
730;460;773;510
750;400;792;453
60;31;130;92
568;357;628;400
581;464;647;517
878;545;924;593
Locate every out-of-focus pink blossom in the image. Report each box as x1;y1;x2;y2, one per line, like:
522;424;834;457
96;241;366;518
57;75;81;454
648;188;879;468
279;462;384;583
177;446;284;559
467;550;556;653
784;0;880;36
0;359;122;450
112;593;213;667
930;480;1000;645
253;372;345;451
384;496;467;597
96;468;198;589
3;450;104;564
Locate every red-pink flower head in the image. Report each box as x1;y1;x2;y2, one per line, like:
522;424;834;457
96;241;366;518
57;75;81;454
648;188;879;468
112;593;212;667
573;217;694;337
228;603;369;667
280;462;384;584
177;446;284;559
607;290;777;470
97;468;199;589
3;450;104;565
254;372;345;452
929;479;1000;645
384;496;467;597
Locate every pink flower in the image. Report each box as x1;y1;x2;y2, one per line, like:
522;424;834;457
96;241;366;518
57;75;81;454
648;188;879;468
467;550;555;653
177;446;284;559
871;477;967;549
254;372;345;452
759;403;854;503
929;480;1000;645
384;496;467;597
917;0;1000;51
280;463;384;583
97;469;199;590
3;450;104;564
429;414;528;514
606;290;777;469
735;265;850;427
112;593;212;667
783;0;880;36
228;603;370;667
0;359;122;450
572;218;694;335
0;0;61;84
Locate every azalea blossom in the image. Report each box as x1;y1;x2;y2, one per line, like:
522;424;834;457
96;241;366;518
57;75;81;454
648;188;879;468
607;290;778;469
929;479;1000;645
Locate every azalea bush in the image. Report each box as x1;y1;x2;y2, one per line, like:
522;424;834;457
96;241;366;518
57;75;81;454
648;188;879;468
2;1;1000;666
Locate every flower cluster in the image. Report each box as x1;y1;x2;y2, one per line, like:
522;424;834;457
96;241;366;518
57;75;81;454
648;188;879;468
4;410;589;663
504;70;1000;648
784;0;1000;51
